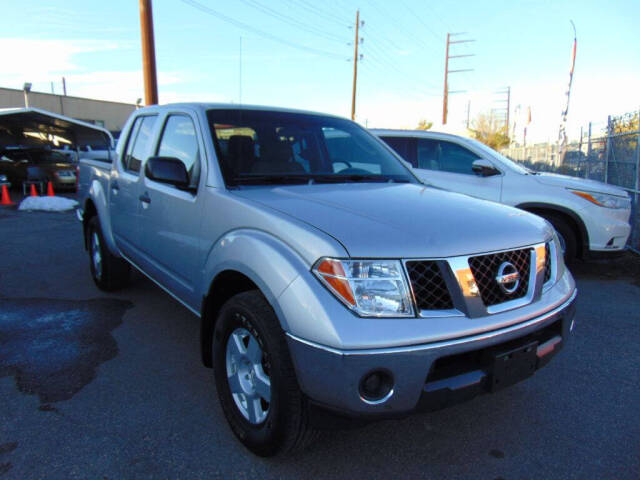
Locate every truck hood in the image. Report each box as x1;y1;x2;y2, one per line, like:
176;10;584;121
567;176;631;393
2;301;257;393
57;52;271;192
232;183;552;258
534;172;628;197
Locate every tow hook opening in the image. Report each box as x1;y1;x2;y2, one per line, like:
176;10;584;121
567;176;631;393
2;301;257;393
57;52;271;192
359;370;394;404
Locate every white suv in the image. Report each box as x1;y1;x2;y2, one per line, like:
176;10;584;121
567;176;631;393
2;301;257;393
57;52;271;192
374;129;632;262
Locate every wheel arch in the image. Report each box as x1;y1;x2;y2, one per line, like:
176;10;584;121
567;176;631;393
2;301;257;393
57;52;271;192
516;202;589;257
198;229;310;368
82;198;98;250
200;270;262;368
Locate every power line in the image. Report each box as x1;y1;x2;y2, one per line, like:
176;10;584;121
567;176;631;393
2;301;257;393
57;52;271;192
285;0;352;27
397;0;443;42
238;0;347;43
364;0;435;53
179;0;346;60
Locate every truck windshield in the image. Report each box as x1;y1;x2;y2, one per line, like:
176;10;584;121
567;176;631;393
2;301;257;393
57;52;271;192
207;109;415;186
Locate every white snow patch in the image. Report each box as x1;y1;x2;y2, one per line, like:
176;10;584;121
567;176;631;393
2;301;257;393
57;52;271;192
18;196;78;212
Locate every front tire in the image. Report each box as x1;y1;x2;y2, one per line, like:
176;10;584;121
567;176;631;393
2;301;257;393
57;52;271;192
540;213;578;264
87;216;131;291
212;291;315;456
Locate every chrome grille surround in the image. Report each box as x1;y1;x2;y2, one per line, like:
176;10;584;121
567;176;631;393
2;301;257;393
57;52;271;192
468;248;531;307
403;242;549;318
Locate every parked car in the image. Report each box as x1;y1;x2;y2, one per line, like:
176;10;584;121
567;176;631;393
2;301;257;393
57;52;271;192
0;147;77;191
78;104;576;456
374;130;631;262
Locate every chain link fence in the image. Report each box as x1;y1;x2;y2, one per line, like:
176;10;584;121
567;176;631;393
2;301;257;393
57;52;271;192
501;111;640;252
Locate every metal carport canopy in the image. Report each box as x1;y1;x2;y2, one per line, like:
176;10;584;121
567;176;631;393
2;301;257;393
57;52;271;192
0;107;114;148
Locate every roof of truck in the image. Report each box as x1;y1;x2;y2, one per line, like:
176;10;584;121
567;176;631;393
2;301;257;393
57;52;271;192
134;102;346;120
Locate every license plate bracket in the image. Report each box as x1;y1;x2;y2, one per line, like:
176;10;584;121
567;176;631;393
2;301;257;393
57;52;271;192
490;341;538;392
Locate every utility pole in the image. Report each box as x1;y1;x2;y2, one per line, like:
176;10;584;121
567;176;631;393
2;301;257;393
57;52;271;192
139;0;159;105
239;36;243;105
62;77;67;96
442;33;474;125
351;9;360;121
493;86;511;134
466;100;471;129
506;86;510;134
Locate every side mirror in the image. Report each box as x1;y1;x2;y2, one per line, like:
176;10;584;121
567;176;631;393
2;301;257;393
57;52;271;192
472;158;500;177
145;156;190;188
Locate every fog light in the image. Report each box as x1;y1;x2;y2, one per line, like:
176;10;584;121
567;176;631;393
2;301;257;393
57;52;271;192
359;370;394;404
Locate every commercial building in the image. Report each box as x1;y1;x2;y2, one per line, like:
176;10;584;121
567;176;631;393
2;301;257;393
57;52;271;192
0;87;135;132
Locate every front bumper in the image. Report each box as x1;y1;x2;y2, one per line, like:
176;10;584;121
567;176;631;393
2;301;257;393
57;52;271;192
287;290;576;417
584;205;631;252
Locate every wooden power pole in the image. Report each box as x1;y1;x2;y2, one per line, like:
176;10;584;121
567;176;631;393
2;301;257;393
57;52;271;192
139;0;159;105
442;33;474;125
442;33;450;125
351;9;360;121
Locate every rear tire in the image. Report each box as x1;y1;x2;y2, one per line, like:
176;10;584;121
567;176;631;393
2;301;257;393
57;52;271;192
212;290;316;456
87;216;131;291
540;213;578;264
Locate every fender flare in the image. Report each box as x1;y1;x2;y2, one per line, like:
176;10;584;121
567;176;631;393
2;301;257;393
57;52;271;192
84;179;120;256
198;229;315;366
515;202;589;254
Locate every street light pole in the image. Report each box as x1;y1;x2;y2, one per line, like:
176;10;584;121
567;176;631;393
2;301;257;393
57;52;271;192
139;0;159;105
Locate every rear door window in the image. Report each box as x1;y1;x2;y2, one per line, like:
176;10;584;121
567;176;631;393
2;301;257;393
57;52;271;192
123;116;157;174
380;136;415;167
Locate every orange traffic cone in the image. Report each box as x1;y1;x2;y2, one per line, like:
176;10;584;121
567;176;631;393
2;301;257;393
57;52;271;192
47;181;55;197
30;184;38;197
1;184;14;205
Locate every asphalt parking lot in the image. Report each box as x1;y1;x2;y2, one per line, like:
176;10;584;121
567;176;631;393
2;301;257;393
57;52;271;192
0;206;639;480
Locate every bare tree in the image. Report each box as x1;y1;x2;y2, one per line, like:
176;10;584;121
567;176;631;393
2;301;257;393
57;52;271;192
469;113;510;150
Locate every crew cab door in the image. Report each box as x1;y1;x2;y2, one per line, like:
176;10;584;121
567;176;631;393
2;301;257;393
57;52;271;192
110;114;158;260
136;111;205;310
412;138;503;202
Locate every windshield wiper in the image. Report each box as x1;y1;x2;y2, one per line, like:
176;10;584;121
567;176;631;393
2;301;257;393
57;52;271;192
231;174;314;185
310;174;410;184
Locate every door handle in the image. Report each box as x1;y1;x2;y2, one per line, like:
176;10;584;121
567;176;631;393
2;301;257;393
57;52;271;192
139;192;151;204
111;182;119;193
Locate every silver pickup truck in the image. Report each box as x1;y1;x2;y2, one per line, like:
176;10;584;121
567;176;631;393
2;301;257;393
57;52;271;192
77;103;577;456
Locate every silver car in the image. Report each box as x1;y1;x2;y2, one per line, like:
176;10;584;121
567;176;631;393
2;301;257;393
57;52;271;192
77;104;576;456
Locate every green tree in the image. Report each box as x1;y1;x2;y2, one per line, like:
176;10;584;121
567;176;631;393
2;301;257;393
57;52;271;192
416;119;433;131
469;113;510;150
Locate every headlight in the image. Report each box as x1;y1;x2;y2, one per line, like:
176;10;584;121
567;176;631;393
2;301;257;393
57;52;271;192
0;174;7;182
570;190;630;209
313;258;414;317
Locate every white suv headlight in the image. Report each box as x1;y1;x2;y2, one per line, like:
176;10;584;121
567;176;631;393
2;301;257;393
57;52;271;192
570;190;630;209
313;258;414;317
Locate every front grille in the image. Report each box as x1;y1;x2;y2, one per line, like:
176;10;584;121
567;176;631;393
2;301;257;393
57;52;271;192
468;248;531;307
405;261;454;310
543;243;552;283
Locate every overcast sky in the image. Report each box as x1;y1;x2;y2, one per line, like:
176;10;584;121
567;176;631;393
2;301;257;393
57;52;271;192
1;0;639;142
